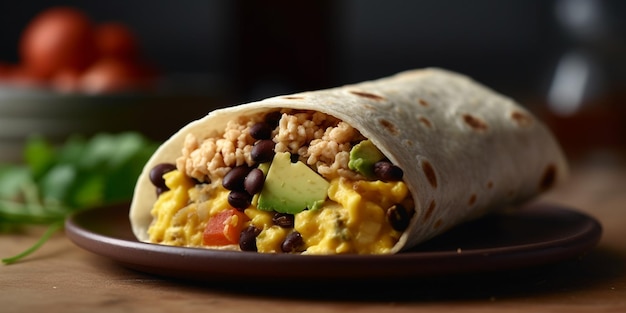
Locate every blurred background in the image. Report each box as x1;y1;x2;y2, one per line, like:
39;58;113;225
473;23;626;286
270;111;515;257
1;0;625;163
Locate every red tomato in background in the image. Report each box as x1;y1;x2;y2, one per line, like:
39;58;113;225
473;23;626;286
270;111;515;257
0;63;14;80
0;63;46;87
19;7;97;79
51;68;82;93
95;22;139;61
2;6;158;93
79;58;147;94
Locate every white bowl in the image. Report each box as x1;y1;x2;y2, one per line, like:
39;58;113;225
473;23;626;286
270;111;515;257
0;76;226;163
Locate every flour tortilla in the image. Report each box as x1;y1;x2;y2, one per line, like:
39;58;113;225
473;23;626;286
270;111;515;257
129;68;568;253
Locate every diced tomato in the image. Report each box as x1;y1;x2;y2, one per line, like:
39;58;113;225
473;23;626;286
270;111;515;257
203;209;249;246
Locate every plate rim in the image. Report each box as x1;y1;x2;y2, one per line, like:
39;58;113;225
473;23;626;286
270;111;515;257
65;202;602;281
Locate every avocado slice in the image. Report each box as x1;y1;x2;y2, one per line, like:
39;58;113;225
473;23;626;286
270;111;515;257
348;140;385;178
257;152;329;214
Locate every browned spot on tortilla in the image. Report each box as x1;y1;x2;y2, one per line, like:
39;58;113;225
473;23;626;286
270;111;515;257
486;181;494;189
282;96;304;100
350;90;385;101
462;114;488;131
423;200;436;222
379;119;399;135
511;111;533;127
421;160;437;189
540;163;557;191
468;194;477;206
418;116;432;128
419;99;429;106
433;218;443;229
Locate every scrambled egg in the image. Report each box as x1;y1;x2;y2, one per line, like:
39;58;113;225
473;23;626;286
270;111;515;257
148;171;230;247
296;178;408;254
148;170;410;254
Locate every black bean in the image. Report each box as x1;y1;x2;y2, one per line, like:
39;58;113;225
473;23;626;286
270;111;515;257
281;231;304;253
191;177;205;185
149;163;177;189
374;161;404;182
251;139;275;163
222;166;252;191
228;190;252;211
244;168;265;195
265;111;282;128
386;204;411;231
249;122;273;140
155;187;167;197
290;153;300;163
239;226;262;252
272;213;294;228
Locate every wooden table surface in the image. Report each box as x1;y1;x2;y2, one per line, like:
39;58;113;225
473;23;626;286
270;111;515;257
2;155;626;313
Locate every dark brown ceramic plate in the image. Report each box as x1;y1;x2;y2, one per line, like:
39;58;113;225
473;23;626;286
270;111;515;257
65;202;602;281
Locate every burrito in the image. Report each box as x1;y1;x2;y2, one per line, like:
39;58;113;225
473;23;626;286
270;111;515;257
129;68;567;254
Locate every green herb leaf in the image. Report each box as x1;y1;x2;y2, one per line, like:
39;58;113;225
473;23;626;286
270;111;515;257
0;165;31;200
1;132;159;264
24;135;56;179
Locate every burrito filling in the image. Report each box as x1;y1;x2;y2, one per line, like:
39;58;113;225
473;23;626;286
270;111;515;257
146;110;415;254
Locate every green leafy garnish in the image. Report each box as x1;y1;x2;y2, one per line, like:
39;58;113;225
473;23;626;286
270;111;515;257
1;132;158;264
